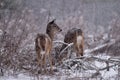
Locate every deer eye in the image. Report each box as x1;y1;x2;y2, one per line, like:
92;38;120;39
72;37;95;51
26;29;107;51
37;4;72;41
53;25;57;28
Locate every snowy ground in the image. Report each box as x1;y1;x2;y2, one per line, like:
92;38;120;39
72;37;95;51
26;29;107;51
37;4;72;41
0;69;118;80
0;54;119;80
0;74;32;80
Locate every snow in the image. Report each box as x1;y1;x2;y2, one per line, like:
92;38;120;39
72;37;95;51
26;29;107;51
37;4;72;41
0;74;32;80
101;68;117;78
0;54;118;80
0;29;3;35
93;57;118;79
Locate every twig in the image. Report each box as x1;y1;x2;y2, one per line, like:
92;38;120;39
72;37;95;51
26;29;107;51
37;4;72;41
84;39;115;54
60;43;73;55
53;40;69;45
62;56;120;73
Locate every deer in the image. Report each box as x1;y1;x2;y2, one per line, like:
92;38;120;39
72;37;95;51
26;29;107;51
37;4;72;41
35;19;62;73
57;28;84;62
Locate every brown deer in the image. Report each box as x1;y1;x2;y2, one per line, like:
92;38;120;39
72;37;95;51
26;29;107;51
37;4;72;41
35;20;62;72
58;28;84;61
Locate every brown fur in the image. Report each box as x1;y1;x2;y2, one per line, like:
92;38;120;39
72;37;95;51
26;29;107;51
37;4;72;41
59;28;84;61
35;20;62;73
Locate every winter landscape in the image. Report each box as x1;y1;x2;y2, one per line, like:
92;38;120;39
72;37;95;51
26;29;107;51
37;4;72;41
0;0;120;80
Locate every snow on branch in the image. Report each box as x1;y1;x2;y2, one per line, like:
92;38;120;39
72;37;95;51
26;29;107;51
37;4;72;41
53;40;69;45
60;43;73;55
53;39;116;56
53;40;74;57
84;39;115;54
61;56;120;78
53;40;119;78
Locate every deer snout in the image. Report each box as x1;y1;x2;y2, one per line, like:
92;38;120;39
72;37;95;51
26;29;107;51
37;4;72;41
59;29;62;32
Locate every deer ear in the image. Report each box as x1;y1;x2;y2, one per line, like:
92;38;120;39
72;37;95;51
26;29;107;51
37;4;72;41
50;19;56;24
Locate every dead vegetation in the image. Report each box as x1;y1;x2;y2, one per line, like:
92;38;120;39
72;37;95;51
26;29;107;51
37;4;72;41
0;0;120;80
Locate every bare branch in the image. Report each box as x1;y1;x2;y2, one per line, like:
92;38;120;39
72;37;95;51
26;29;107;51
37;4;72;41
84;39;115;54
53;40;69;45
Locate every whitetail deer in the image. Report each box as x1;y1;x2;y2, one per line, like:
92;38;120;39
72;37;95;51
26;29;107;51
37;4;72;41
58;28;84;61
35;20;62;72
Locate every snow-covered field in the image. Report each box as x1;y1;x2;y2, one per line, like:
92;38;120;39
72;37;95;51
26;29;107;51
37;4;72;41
0;69;118;80
0;55;119;80
0;74;32;80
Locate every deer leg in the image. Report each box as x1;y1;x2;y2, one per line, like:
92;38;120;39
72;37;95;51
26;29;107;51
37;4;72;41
79;45;83;56
47;54;53;73
37;50;43;73
39;55;42;73
76;50;81;57
40;54;46;74
37;50;41;67
75;44;80;57
47;44;53;73
76;44;84;57
81;37;84;56
43;54;47;73
80;47;83;56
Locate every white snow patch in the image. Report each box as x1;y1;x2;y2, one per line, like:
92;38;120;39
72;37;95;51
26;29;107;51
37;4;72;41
1;54;118;80
101;68;117;78
0;29;3;35
0;74;33;80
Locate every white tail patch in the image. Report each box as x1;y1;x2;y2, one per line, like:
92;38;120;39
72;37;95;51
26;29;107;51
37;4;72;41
38;38;41;47
40;51;45;59
41;51;45;55
77;36;82;44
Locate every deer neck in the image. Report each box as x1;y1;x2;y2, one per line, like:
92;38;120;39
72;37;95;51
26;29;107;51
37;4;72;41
46;29;54;41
